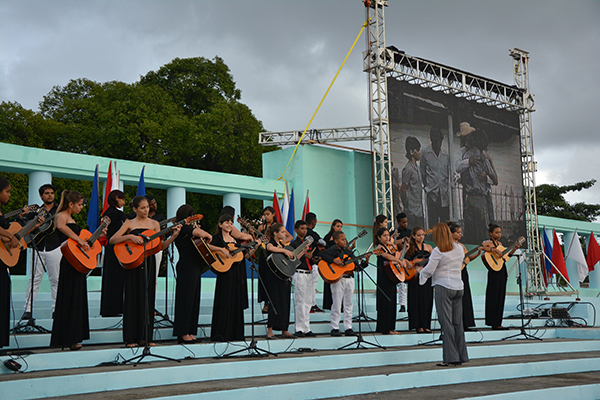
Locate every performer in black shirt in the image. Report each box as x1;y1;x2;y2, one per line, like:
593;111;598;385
405;226;434;333
322;219;343;310
21;184;61;320
100;190;127;317
320;231;357;336
290;220;316;337
305;212;325;313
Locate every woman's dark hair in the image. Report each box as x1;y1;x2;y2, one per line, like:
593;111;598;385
373;214;388;244
176;204;195;221
132;195;148;209
374;227;389;247
215;214;233;236
57;190;84;213
0;177;10;192
447;221;461;234
406;226;424;258
221;205;235;218
488;223;500;234
268;222;284;238
262;206;276;214
107;189;125;207
327;219;343;236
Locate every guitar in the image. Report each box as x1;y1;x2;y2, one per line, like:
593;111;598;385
158;216;178;229
482;236;525;272
401;257;430;282
2;204;40;221
24;211;58;246
383;238;409;283
318;248;383;284
60;216;110;274
461;245;482;271
0;209;47;267
267;236;314;280
115;214;202;269
348;229;368;248
209;236;269;274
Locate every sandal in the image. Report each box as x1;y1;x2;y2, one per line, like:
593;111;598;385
125;341;136;348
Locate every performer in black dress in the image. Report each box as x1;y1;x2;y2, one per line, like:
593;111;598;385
110;195;180;347
322;219;343;310
374;228;406;334
405;226;434;333
173;204;212;344
265;223;295;339
0;177;21;348
210;214;256;342
448;221;482;331
100;190;126;317
51;190;106;350
483;223;520;330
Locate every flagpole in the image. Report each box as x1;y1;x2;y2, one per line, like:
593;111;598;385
539;250;579;293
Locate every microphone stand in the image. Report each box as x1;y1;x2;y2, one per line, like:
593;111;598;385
220;255;277;358
123;234;180;365
11;240;51;334
338;260;386;350
503;250;542;341
154;240;174;328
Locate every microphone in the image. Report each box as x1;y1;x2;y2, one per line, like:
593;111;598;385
137;233;151;241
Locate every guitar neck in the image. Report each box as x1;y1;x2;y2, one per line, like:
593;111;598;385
464;246;480;258
342;251;372;266
4;205;37;220
87;220;110;245
159;217;177;228
16;214;43;239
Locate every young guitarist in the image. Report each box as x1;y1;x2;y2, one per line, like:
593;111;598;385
322;219;343;311
393;212;411;313
265;223;295;339
304;212;325;314
173;205;212;344
21;184;60;320
110;195;181;347
374;228;407;335
320;231;357;337
405;226;434;334
291;220;316;337
210;214;257;342
51;190;107;350
448;221;482;331
482;223;521;330
0;177;22;348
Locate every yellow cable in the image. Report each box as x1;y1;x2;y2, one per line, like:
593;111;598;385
277;17;370;181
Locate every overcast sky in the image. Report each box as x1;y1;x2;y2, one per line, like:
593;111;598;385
1;0;599;205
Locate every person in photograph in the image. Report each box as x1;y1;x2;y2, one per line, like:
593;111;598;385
421;127;450;228
401;136;424;229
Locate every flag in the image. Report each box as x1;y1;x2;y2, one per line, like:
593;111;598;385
136;166;146;197
285;188;295;237
102;161;113;214
565;229;589;283
272;190;283;224
301;189;310;221
541;228;553;274
281;183;290;228
551;229;569;282
587;232;600;272
87;164;100;232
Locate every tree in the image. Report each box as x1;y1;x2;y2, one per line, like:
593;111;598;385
536;179;600;222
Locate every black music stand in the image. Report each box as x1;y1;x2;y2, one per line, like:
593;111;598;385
220;256;277;358
338;260;385;350
123;235;180;366
502;250;542;341
11;241;51;334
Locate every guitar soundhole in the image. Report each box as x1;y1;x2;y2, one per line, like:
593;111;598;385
125;244;132;255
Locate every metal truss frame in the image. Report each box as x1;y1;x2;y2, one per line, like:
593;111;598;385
259;126;372;146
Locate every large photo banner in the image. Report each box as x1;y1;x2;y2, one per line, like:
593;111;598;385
388;78;527;246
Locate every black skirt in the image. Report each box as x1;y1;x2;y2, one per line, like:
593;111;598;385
50;258;90;347
461;266;476;328
210;261;248;341
485;266;507;327
376;257;397;333
123;255;156;343
100;244;124;317
173;259;202;337
264;264;291;332
0;266;10;348
407;277;433;331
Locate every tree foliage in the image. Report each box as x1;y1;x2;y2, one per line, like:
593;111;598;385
536;179;600;222
0;56;275;237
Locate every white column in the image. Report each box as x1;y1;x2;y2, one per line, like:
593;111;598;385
562;231;580;289
26;171;53;275
223;192;241;229
588;234;600;289
165;187;186;288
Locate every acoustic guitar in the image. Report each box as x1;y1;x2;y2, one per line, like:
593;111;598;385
60;216;111;274
461;246;482;271
267;236;314;280
0;209;47;267
24;211;58;246
115;214;202;269
158;216;177;229
402;258;430;282
383;238;409;283
318;248;383;284
209;236;269;274
482;236;525;272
